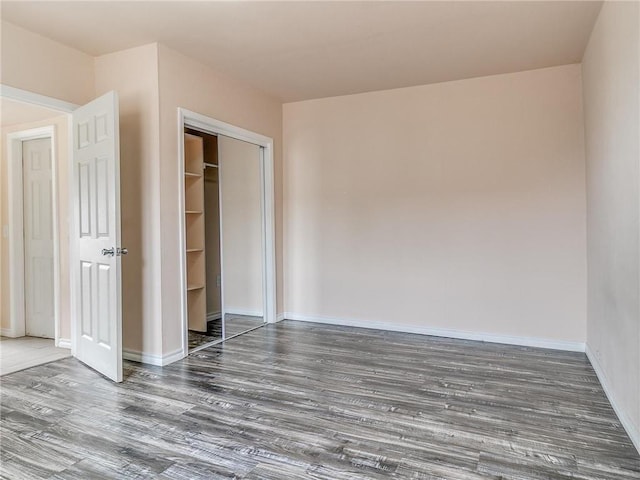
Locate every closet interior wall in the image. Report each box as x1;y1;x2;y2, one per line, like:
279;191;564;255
202;133;221;322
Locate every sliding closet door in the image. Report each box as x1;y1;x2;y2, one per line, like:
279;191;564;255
218;136;265;338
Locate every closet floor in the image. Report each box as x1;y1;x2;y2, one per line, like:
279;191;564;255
188;319;223;350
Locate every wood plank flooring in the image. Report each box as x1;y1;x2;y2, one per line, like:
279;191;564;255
1;320;639;479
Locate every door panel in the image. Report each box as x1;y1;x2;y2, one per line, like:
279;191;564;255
23;138;54;338
72;91;122;382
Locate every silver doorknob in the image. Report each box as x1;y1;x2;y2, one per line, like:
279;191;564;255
117;247;128;256
101;248;115;257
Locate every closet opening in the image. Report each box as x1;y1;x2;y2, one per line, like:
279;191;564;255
184;128;222;349
182;123;268;352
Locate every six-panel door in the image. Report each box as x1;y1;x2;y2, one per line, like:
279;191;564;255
72;91;122;382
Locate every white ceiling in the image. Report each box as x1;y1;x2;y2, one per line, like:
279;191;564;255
1;1;602;102
1;98;64;127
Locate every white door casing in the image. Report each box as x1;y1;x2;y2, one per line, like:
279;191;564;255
72;91;123;382
178;109;276;358
23;138;55;338
6;125;60;342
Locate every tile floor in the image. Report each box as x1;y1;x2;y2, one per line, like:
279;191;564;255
0;336;71;376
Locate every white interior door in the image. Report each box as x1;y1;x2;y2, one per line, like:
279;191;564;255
72;91;123;382
23;137;55;338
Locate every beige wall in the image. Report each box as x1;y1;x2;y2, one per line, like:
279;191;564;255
283;64;587;343
1;21;95;105
94;44;162;356
157;44;282;355
1;115;71;340
0;20;601;367
582;1;640;447
219;136;264;316
0;21;93;342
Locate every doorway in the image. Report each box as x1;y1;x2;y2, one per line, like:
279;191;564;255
178;109;276;355
1;97;71;375
5;124;61;343
2;86;125;382
184;128;223;348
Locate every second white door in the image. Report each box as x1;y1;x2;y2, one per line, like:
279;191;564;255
23;137;55;338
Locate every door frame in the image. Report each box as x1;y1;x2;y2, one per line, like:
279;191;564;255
7;127;59;341
1;85;77;347
177;108;277;357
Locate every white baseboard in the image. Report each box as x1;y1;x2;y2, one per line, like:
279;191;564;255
226;309;264;317
1;332;72;350
275;312;285;323
123;347;185;366
283;313;586;352
207;312;222;321
0;327;19;338
586;345;640;454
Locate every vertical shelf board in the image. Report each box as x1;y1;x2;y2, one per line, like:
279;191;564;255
187;287;207;332
185;175;204;212
187;249;205;288
184;131;207;334
185;212;205;251
184;133;204;174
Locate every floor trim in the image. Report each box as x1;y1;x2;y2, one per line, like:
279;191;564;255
276;312;285;322
0;327;18;338
123;347;184;366
586;344;640;454
56;338;71;349
226;309;264;317
284;313;586;352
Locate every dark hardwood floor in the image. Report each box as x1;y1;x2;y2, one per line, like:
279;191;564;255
1;321;639;479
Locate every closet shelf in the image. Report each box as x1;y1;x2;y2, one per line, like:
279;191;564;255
185;210;203;215
185;171;202;178
186;248;204;253
187;284;205;291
